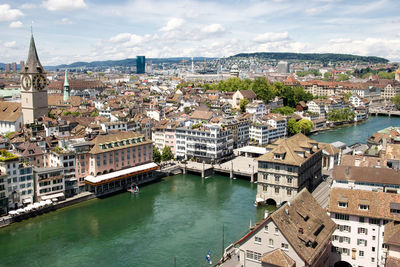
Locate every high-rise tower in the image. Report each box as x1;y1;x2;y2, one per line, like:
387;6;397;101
63;69;70;102
136;56;145;74
20;34;48;124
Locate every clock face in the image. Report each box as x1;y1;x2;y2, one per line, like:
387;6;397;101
21;75;31;91
33;74;47;91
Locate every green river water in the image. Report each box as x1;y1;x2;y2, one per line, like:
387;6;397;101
1;116;400;266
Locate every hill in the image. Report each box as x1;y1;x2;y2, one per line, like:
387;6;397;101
231;52;389;64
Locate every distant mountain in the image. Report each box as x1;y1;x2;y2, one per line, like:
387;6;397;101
48;57;215;70
230;52;389;64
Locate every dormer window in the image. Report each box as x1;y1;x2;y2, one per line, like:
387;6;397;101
338;202;348;208
359;204;369;211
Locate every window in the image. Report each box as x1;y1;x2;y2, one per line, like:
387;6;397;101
263;185;268;192
359;217;365;223
275;165;280;171
357;239;367;246
359;251;364;257
281;243;288;250
275;175;280;183
264;225;268;232
335;214;349;221
275;227;279;235
287;189;292;196
369;218;380;225
275;187;280;194
254;236;261;243
288;167;293;172
287;177;292;184
359;204;369;210
269;239;274;247
246;250;261;261
372;236;376;241
338;202;348;208
372;247;375;252
371;258;375;263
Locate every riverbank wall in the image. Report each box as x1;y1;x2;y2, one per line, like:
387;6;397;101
0;192;95;228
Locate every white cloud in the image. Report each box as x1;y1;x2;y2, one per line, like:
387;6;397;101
9;21;23;28
20;3;36;9
4;41;17;48
201;24;225;34
305;6;329;15
58;18;73;24
0;4;24;22
160;18;184;31
253;32;290;43
328;38;351;43
42;0;87;11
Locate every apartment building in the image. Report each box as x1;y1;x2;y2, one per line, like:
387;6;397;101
383;221;400;267
265;114;287;142
246;100;267;118
329;188;400;267
229;188;335;267
250;123;269;145
175;124;233;163
256;133;322;206
0;153;34;209
381;82;400;99
34;166;65;201
48;149;77;197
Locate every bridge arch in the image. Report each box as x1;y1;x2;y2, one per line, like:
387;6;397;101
266;198;277;206
334;261;352;267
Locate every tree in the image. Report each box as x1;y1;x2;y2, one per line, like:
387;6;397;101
240;98;249;112
391;95;400;110
288;118;300;135
297;119;314;134
336;73;349;81
343;92;352;100
153;147;161;163
272;106;295;115
161;146;174;161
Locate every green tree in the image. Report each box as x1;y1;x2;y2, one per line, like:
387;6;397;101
153;147;161;163
391;95;400;109
249;77;274;102
288;118;300;135
272;106;295;115
323;72;332;80
240;98;249;112
161;146;174;161
336;73;349;81
297;119;314;134
343;92;352;100
378;71;395;79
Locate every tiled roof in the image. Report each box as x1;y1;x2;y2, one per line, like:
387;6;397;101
384;221;400;246
258;133;321;166
235;189;336;266
332;165;400;185
386;257;400;267
0;102;22;122
190;110;214;121
89;131;151;154
261;249;295;267
239;90;256;99
329;188;400;221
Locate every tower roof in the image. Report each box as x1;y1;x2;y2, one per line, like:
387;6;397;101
64;70;69;87
22;34;44;74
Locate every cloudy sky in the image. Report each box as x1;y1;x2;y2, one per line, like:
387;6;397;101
1;0;399;65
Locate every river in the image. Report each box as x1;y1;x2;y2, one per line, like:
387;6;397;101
0;174;268;267
310;115;400;145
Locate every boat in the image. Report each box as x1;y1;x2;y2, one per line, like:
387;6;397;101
128;183;139;194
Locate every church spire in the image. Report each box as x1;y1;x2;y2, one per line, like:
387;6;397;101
64;69;69;87
23;33;44;74
63;69;70;102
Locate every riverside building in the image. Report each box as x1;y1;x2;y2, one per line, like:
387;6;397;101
175;124;233;163
329;188;400;267
228;188;335;267
256;133;322;206
83;131;158;196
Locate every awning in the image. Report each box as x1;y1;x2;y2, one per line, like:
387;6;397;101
41;192;64;200
85;162;159;185
23;198;32;204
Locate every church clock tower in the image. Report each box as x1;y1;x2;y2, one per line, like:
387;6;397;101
20;33;48;124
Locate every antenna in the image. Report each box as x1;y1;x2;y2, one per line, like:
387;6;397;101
30;21;34;35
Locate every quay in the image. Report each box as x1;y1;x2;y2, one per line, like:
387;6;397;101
0;192;95;228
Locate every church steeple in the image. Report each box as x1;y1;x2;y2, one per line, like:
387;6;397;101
22;33;44;74
63;69;70;102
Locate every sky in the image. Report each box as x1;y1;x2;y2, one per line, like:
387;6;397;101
0;0;399;66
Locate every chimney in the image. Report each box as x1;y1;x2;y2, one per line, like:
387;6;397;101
264;210;269;219
355;158;360;167
345;166;350;177
285;208;289;215
299;228;304;234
